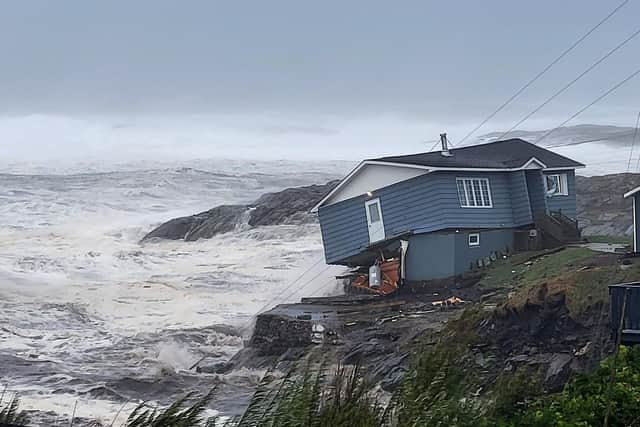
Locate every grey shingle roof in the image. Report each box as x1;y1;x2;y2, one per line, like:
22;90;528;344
371;138;584;169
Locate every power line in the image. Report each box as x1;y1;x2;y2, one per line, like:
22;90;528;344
628;112;640;172
239;262;334;333
426;139;441;152
262;264;335;312
456;0;630;145
499;26;640;140
251;258;325;316
536;66;640;144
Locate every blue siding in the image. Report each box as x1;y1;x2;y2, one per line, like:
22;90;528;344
454;229;514;275
525;170;548;220
404;229;514;281
544;169;577;219
318;194;369;263
508;171;533;226
319;171;520;264
405;233;455;280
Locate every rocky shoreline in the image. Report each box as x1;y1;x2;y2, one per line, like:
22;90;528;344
138;173;639;416
143;173;638;243
141;180;339;242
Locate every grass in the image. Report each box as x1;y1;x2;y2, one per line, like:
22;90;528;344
497;248;640;323
124;388;222;427
0;387;224;427
0;393;29;426
585;235;633;245
476;247;594;298
238;362;384;427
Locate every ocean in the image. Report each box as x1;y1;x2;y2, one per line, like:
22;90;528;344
0;159;349;425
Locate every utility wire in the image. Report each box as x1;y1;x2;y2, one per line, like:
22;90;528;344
456;0;630;145
499;27;640;140
239;262;334;333
427;139;441;152
251;258;325;317
628;111;640;172
536;66;640;144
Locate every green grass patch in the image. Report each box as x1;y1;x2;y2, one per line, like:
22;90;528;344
585;235;633;245
476;247;595;297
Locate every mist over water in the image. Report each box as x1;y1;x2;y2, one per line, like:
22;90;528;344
0;160;347;424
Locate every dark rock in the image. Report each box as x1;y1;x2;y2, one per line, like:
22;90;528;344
343;340;392;365
576;173;640;236
248;183;338;227
197;361;233;374
379;365;407;391
249;312;314;355
142;180;339;242
545;353;573;392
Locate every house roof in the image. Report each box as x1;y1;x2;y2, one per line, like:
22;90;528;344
372;138;585;169
311;138;585;212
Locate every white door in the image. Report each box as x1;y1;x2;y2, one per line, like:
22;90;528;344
365;198;385;243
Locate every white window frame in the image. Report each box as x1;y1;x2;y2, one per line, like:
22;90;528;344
468;233;480;247
364;198;385;242
545;174;569;196
456;177;493;208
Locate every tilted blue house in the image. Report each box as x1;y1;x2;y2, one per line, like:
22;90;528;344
312;138;584;282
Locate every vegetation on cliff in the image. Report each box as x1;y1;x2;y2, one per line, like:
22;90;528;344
4;247;640;426
237;247;640;426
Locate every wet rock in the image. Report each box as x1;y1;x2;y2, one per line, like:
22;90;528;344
342;339;392;365
379;365;407;391
545;353;573;392
197;361;233;374
142;180;339;242
250;312;314;355
374;353;409;391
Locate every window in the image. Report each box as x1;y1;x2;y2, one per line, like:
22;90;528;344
367;201;381;223
545;174;568;196
468;233;480;247
456;178;493;208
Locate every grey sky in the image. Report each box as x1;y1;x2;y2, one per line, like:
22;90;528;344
1;1;640;170
2;0;640;120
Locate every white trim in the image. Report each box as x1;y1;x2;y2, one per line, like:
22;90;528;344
468;233;480;247
545;165;586;171
311;160;432;212
624;186;640;199
456;177;493;208
521;157;548;169
363;160;434;170
364;198;385;243
545;173;569;196
634;197;638;253
311;157;582;212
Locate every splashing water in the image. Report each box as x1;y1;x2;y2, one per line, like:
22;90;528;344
0;158;348;424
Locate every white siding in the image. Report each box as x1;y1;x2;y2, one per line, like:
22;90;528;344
324;164;428;205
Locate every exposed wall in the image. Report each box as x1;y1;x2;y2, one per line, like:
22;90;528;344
403;228;514;281
405;233;455;280
453;229;514;275
544;169;577;219
319;170;528;264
